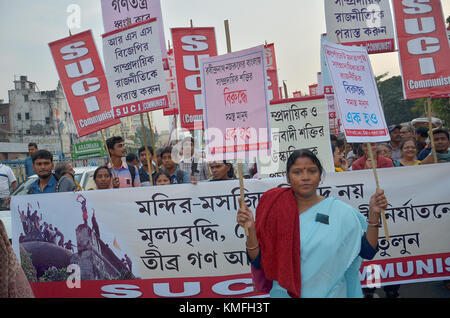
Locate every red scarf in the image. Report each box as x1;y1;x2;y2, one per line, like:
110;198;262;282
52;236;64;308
255;187;301;298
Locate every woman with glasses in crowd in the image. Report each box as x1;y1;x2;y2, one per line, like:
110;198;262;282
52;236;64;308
393;138;421;167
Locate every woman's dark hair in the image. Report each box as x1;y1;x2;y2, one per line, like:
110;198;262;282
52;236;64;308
224;161;236;179
54;162;71;180
286;149;324;176
353;143;364;158
93;165;112;180
153;171;172;184
399;138;418;150
331;143;338;156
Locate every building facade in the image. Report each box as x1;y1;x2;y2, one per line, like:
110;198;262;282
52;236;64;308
4;75;170;159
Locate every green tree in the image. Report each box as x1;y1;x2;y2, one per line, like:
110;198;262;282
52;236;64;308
20;249;37;283
377;75;421;125
39;267;71;282
412;98;450;128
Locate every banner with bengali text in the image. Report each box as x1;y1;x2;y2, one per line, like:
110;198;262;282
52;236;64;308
325;0;395;54
200;45;271;161
102;19;169;119
100;0;168;69
11;164;450;298
257;96;334;179
323;40;389;143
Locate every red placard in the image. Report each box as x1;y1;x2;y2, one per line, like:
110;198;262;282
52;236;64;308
293;91;302;98
49;30;120;137
264;43;280;101
393;0;450;99
171;27;218;131
163;48;180;116
309;84;319;96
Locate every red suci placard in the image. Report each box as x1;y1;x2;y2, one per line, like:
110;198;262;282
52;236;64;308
264;43;280;102
392;0;450;99
171;27;218;130
49;30;120;137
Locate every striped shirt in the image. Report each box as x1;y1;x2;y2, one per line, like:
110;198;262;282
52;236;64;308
107;162;141;188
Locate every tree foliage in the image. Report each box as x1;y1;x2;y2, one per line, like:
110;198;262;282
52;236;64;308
376;75;420;125
412;98;450;128
376;75;449;128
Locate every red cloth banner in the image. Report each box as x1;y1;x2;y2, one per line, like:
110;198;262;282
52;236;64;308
49;30;120;137
392;0;450;99
171;27;218;131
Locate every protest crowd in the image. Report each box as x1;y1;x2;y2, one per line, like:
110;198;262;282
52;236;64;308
1;123;449;298
1;0;450;300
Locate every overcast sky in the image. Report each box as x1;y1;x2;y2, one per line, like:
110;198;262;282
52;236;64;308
1;0;449;124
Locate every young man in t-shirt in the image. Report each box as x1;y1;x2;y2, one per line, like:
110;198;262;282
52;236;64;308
29;150;57;194
138;145;157;186
106;136;141;188
160;146;191;184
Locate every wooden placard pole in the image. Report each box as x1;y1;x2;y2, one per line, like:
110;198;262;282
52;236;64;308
140;114;154;186
173;113;178;144
427;97;438;163
146;112;159;173
366;142;390;241
334;35;389;240
100;129;117;179
224;19;249;237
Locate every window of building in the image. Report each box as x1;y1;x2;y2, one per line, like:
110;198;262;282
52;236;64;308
25;112;30;120
17;113;22;120
0;115;6;124
26;130;31;135
45;117;50;124
24;95;28;102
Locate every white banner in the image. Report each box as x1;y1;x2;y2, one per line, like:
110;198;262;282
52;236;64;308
11;164;450;297
200;45;271;161
258;96;334;178
325;0;395;54
102;18;168;119
100;0;168;68
323;40;389;143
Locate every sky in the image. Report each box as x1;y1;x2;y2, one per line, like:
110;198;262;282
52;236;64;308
1;0;449;130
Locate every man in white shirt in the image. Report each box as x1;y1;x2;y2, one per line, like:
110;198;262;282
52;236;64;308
179;137;210;182
0;163;18;208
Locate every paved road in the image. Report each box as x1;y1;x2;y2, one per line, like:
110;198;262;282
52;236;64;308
373;281;450;298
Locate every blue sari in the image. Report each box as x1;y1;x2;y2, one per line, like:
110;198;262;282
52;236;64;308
256;197;367;298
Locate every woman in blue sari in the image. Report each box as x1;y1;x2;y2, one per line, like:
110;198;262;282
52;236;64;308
236;149;388;298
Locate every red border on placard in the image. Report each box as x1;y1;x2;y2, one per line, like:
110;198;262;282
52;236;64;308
113;95;169;119
340;38;395;54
